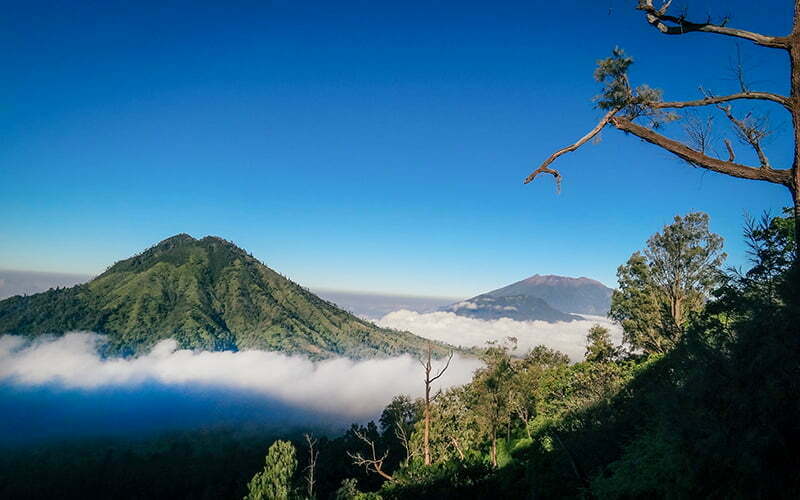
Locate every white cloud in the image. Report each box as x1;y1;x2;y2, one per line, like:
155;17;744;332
377;311;623;362
0;333;482;420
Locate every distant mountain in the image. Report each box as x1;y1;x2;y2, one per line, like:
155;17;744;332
0;234;446;359
0;270;91;300
442;294;581;322
442;274;613;322
487;274;613;315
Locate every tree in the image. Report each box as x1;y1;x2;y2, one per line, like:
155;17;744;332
379;395;422;466
508;345;571;439
472;343;515;467
585;324;618;363
418;342;453;466
526;1;800;258
303;434;319;499
245;440;298;500
347;426;394;481
409;386;481;463
610;212;725;354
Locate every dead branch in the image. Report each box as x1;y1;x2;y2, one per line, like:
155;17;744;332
394;420;414;464
420;343;454;466
524;108;619;186
637;1;789;49
654;92;790;111
724;138;736;162
347;430;394;481
683;112;713;154
304;434;319;498
450;436;466;460
429;350;454;384
609;116;791;185
715;104;772;169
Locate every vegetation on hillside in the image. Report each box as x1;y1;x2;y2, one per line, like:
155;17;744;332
0;234;449;359
240;210;798;499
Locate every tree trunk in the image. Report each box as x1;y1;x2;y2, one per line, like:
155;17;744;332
420;344;452;466
491;430;497;467
423;382;431;466
450;437;465;460
791;2;800;259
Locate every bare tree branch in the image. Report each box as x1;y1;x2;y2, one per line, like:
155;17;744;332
429;350;454;384
609;116;791;185
683;112;713;154
724;138;736;162
715;104;772;168
654;92;791;111
637;1;789;49
347;430;394;481
524;109;619;186
304;434;319;499
420;342;454;466
394;420;414;464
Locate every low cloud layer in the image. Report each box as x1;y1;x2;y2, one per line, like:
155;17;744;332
0;333;481;445
377;311;623;361
0;333;480;430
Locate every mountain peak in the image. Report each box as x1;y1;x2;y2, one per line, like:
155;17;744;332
521;274;605;288
155;233;196;247
0;234;444;360
484;273;613;315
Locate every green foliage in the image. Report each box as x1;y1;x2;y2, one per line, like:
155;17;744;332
379;395;423;467
379;212;798;499
245;440;298;500
0;234;450;360
408;386;480;465
334;478;382;499
594;47;635;110
593;47;676;127
382;456;496;499
471;343;516;467
584;324;618;363
610;212;725;354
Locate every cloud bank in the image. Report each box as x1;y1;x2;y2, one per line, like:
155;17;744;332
377;311;623;362
0;333;480;422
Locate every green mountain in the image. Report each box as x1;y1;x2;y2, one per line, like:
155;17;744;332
0;234;444;359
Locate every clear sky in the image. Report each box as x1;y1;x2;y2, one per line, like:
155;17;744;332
0;1;792;297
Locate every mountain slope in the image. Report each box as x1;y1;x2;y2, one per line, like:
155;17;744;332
487;274;613;315
0;234;445;359
442;293;581;322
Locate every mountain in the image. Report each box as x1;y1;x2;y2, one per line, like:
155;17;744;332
442;294;582;322
486;274;613;315
442;274;613;322
0;234;445;359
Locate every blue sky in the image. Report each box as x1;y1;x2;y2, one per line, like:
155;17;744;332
0;1;792;297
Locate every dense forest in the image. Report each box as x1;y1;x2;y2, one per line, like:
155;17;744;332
2;210;795;499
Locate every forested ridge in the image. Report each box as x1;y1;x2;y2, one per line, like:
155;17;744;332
0;234;447;359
